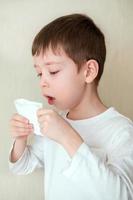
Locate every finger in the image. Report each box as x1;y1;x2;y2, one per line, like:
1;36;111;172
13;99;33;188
11;126;34;133
11;127;33;138
40;121;48;132
37;109;53;117
39;122;44;129
38;114;50;123
11;121;33;129
11;113;29;123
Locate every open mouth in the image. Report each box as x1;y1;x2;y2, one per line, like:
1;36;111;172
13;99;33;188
44;95;56;104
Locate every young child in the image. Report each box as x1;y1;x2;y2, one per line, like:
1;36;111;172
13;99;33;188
9;13;133;200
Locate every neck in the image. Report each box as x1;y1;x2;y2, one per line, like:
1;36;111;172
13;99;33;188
67;84;108;120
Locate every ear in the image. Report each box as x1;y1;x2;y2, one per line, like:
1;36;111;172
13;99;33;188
83;59;99;83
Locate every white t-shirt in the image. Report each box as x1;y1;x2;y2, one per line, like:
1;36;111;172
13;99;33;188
9;107;133;200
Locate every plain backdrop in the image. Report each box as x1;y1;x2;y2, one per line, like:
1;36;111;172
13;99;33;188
0;0;133;199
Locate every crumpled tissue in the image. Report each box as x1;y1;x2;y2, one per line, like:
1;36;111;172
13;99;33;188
14;98;43;136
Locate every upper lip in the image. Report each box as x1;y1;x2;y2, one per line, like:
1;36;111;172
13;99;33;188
43;94;55;99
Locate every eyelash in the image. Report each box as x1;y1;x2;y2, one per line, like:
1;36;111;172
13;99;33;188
37;71;59;77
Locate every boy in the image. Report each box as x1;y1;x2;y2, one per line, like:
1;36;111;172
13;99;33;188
9;13;133;200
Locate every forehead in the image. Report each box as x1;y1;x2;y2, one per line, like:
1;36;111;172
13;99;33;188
33;47;73;67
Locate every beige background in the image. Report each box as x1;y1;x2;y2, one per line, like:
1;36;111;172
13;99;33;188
0;0;133;199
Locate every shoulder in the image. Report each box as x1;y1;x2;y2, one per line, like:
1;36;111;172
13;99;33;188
104;108;133;156
103;107;133;133
112;109;133;133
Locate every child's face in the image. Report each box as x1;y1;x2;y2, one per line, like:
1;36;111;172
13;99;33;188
33;47;86;110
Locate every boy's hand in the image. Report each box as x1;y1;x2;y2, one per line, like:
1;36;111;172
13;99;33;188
10;113;34;139
37;109;71;143
37;109;83;155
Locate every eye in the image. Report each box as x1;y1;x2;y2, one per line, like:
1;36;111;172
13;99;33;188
50;71;59;75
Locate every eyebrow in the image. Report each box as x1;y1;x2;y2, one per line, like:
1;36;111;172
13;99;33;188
34;61;61;68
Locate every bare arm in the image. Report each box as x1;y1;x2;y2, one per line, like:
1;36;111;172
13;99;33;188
9;113;33;162
10;136;27;162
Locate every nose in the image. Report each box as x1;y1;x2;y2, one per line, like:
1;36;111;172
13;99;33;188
40;74;49;87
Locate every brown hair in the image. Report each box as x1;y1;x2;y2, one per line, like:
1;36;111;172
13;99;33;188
32;13;106;84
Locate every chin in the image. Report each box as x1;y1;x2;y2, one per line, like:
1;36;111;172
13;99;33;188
54;99;76;111
54;103;69;111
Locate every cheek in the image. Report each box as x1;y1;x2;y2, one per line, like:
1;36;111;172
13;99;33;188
52;72;71;90
53;76;85;110
56;75;85;101
57;70;78;88
54;75;75;92
53;67;85;95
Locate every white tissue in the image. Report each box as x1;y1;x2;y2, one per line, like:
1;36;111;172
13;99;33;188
14;98;43;136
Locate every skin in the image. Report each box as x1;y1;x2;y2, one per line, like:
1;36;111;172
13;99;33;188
10;46;107;161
